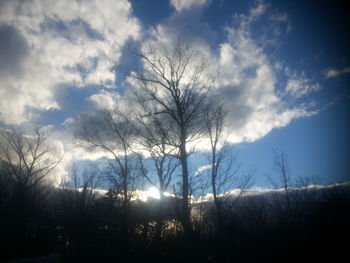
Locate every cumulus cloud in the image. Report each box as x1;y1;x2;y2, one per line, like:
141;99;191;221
170;0;210;12
208;2;319;144
0;0;140;125
0;0;323;178
324;67;350;79
134;0;320;147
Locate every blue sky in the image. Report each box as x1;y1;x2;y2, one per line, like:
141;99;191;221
0;0;349;188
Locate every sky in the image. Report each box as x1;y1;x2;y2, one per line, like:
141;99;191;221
0;0;349;189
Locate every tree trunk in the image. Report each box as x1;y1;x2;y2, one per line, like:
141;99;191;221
155;187;165;241
179;140;192;234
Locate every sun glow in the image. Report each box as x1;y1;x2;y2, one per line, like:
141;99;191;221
142;187;160;201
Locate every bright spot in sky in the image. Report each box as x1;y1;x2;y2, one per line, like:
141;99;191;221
142;187;160;201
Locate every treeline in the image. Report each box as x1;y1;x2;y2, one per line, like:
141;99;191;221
0;131;349;262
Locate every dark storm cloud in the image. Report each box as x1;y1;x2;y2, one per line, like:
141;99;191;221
0;24;29;74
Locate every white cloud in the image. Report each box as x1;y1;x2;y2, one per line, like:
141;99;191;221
194;164;213;176
249;0;268;19
0;0;140;125
284;67;321;98
206;3;318;145
0;0;323;178
88;89;120;110
194;182;350;203
44;127;115;185
230;107;318;143
285;77;320;98
170;0;210;12
137;0;320;148
324;67;350;79
61;118;75;127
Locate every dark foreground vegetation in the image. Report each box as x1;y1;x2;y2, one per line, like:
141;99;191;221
1;166;349;263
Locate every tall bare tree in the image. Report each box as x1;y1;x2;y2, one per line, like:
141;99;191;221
204;103;228;222
129;42;210;233
203;103;251;227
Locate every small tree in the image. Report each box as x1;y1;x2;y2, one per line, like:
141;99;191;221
266;150;292;213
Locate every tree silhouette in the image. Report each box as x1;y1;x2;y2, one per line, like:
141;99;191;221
0;128;61;260
203;103;252;229
0;128;60;187
135;112;180;238
74;109;139;209
128;42;210;233
266;150;292;213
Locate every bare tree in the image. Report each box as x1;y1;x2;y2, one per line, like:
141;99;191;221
204;103;227;216
203;104;252;227
266;150;292;212
59;164;99;210
0;128;60;188
128;42;210;233
136;116;180;198
0;128;61;254
135;112;181;238
74;109;138;209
